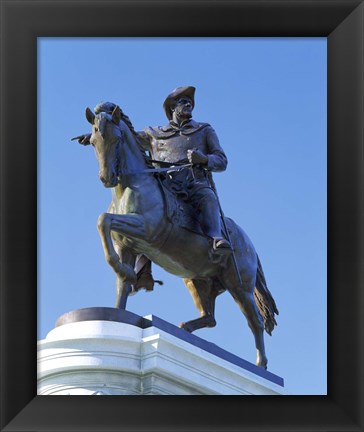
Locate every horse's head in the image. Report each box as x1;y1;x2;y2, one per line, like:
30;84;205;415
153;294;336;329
85;105;123;188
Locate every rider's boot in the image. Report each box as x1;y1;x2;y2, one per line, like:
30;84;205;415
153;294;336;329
198;197;232;254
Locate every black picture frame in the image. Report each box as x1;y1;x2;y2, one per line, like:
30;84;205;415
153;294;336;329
1;1;363;431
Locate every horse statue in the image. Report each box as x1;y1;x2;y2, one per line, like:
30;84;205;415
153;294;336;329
75;104;278;369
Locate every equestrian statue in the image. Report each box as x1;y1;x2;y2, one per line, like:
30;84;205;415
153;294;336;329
72;86;278;369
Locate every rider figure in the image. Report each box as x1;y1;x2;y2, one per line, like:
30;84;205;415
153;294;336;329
137;86;231;252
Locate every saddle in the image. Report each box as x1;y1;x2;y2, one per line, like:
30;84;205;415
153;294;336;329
145;157;231;258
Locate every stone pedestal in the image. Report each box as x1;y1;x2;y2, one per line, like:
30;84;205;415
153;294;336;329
37;308;285;395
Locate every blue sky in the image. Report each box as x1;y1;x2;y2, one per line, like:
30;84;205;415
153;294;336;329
38;38;327;395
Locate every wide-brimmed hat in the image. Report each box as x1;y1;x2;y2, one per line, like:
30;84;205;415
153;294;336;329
163;86;196;120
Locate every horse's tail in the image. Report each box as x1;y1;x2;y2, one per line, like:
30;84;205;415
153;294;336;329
254;255;279;336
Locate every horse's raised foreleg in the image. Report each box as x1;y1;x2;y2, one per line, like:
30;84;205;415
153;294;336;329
97;212;146;284
179;278;222;332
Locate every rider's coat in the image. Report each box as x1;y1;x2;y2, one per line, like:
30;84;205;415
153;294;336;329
137;119;227;191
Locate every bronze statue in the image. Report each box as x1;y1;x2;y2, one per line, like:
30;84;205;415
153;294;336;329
72;87;278;369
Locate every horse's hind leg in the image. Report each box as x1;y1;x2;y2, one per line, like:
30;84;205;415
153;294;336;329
179;278;222;333
227;280;268;369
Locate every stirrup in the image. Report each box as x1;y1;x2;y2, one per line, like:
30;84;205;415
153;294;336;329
213;237;232;251
134;274;163;293
212;238;233;255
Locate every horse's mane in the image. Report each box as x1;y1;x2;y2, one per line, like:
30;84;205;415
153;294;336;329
119;111;154;168
95;102;153;168
120;111;137;137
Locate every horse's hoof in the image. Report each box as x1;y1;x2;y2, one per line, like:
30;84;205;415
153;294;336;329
256;360;268;370
179;316;216;333
179;322;194;333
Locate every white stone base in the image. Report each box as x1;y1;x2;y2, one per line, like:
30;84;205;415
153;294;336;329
38;318;284;395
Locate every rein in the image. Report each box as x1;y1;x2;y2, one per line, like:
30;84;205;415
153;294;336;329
122;162;193;176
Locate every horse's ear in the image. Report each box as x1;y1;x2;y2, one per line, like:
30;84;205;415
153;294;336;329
85;107;95;124
112;105;121;124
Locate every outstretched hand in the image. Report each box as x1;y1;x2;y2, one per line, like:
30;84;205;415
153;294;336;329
71;133;92;145
187;148;208;165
